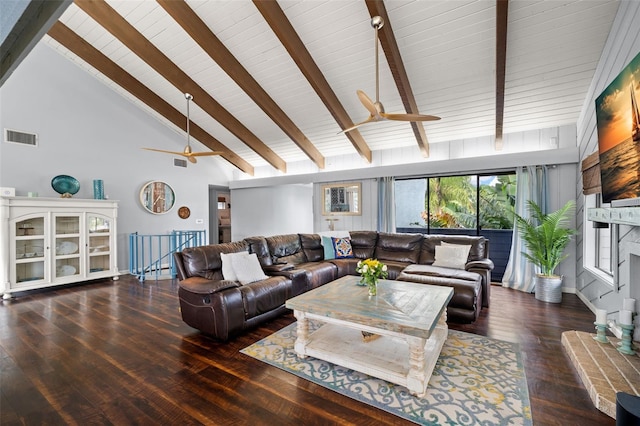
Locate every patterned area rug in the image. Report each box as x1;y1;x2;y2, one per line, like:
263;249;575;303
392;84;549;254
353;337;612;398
241;322;532;425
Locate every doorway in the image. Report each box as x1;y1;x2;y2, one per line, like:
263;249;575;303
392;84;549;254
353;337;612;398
208;185;231;244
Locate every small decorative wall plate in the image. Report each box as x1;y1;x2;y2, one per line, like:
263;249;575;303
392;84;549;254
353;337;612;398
178;206;190;219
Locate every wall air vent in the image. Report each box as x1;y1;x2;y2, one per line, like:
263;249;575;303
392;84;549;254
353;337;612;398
174;158;187;168
4;128;38;146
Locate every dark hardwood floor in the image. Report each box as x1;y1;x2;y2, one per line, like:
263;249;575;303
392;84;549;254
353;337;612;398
0;276;614;425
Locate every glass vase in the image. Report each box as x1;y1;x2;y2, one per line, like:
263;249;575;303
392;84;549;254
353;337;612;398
367;279;377;296
93;179;104;200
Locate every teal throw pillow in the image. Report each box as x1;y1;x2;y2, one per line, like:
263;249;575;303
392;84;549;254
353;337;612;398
332;237;354;258
322;236;336;260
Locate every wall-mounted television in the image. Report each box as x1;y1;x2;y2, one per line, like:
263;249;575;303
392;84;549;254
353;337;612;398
595;49;640;206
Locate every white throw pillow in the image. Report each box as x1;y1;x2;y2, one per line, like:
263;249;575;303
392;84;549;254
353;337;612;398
231;253;269;285
220;251;248;281
432;244;472;269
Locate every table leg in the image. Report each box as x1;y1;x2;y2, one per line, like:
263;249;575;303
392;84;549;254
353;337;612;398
407;309;449;397
293;310;310;358
406;337;427;397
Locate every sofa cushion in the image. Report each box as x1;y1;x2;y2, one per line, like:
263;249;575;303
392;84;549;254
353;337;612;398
299;233;324;262
322;236;336;260
239;276;291;318
295;261;338;290
378;260;412;280
220;251;249;281
420;235;487;264
402;264;481;282
244;236;272;266
374;232;423;264
328;258;360;276
432;244;471;269
180;242;248;280
397;268;482;323
349;231;378;259
231;253;269;285
266;234;307;265
332;237;354;258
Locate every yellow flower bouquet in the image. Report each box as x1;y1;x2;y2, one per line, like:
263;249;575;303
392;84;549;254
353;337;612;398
356;258;388;296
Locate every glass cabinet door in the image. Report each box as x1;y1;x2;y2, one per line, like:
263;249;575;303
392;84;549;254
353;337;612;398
87;214;111;274
54;215;81;280
14;216;46;284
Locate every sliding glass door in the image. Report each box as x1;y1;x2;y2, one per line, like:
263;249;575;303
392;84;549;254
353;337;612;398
395;172;516;281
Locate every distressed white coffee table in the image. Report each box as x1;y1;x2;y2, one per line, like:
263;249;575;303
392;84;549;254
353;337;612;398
285;275;453;397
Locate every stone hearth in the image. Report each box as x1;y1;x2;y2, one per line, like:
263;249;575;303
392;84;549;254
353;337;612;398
562;330;640;419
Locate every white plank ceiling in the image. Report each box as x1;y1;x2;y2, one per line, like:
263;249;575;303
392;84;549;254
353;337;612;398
44;0;619;174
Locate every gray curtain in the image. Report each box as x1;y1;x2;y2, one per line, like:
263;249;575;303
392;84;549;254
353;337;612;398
502;166;548;292
377;177;396;233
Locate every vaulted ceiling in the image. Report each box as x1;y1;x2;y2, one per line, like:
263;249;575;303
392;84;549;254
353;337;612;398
40;0;618;175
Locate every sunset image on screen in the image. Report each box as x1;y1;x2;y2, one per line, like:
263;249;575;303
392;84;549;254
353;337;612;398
596;51;640;203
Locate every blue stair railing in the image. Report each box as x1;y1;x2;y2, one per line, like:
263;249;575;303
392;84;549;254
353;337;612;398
129;230;206;281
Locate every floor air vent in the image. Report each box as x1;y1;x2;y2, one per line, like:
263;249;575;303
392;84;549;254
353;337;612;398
5;129;38;146
174;158;187;168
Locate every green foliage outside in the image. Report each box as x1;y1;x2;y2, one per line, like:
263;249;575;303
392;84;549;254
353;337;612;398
413;174;516;230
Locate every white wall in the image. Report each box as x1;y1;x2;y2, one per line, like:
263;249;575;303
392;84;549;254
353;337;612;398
575;1;640;311
230;184;313;241
0;42;234;270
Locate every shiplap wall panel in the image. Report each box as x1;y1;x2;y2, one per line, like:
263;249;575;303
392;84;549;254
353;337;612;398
575;0;640;311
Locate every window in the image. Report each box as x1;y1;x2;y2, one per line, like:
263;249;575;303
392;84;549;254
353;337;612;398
584;194;614;283
395;173;516;233
595;223;613;274
395;173;516;282
582;194;616;285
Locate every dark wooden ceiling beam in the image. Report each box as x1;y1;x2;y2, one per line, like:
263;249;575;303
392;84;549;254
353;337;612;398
254;0;372;163
1;0;71;86
74;0;286;172
158;0;325;169
365;0;430;158
47;21;254;175
495;0;509;150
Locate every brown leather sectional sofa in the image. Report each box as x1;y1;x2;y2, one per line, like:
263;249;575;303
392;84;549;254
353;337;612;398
174;231;494;341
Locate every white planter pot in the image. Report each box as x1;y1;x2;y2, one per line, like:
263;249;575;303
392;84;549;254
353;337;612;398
534;275;563;303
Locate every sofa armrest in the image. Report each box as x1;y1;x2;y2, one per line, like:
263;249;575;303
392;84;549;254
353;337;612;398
465;259;494;271
178;276;240;294
174;251;188;280
465;260;493;309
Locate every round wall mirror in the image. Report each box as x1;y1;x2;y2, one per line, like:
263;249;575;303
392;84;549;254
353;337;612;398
140;181;175;214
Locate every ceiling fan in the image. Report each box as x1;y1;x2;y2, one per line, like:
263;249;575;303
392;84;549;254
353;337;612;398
143;93;222;163
342;16;440;134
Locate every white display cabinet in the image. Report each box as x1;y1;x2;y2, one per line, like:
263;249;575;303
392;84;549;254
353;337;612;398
1;197;119;299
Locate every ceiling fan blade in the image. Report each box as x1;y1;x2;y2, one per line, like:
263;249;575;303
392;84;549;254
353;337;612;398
357;90;379;117
187;156;197;164
142;147;184;156
187;151;224;157
381;112;441;122
339;115;377;134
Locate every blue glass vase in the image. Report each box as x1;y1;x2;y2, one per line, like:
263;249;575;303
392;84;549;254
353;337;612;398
93;179;104;200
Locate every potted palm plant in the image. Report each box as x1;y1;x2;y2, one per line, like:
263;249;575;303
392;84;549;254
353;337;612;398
514;200;576;303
